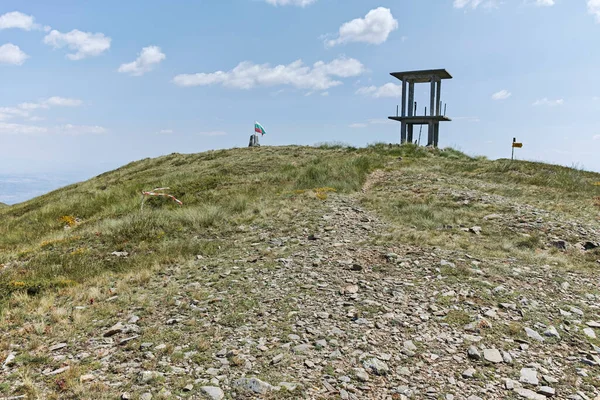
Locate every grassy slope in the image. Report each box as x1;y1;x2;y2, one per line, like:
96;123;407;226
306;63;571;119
0;145;387;306
362;152;600;269
0;144;599;309
1;144;600;398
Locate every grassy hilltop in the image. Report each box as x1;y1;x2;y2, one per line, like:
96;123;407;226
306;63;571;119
0;145;387;303
1;144;600;399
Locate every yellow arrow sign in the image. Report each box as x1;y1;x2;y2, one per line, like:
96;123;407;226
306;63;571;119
512;143;523;148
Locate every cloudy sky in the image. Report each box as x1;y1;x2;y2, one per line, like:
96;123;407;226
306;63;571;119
1;0;600;199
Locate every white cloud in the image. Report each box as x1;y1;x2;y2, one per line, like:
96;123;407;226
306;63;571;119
593;134;600;140
45;97;83;107
17;97;82;110
0;122;47;135
588;0;600;21
0;122;105;135
158;129;174;134
55;124;106;135
321;91;329;96
356;83;403;98
491;89;511;100
198;131;227;136
0;107;29;119
0;43;29;65
368;118;394;125
0;97;94;135
265;0;317;6
173;56;365;91
533;0;555;6
325;7;398;47
453;0;500;9
43;29;111;60
533;98;564;106
349;119;394;128
0;11;38;31
18;102;43;111
0;97;82;123
118;46;166;76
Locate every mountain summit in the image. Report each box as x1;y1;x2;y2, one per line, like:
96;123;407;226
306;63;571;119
1;145;599;399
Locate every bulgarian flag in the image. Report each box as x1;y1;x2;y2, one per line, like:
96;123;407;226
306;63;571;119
255;121;266;136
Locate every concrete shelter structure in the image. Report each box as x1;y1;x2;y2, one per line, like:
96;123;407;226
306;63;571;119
388;69;452;147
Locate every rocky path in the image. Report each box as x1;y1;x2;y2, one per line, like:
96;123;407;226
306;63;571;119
3;171;600;400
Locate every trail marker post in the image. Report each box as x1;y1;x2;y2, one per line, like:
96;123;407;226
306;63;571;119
511;138;523;161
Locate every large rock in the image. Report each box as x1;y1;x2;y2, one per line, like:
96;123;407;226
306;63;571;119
544;326;560;339
514;388;546;400
583;328;596;339
462;368;476;378
524;327;545;342
199;386;225;400
233;378;274;394
354;368;370;382
363;358;389;376
483;348;503;363
520;368;539;385
467;346;481;360
49;343;68;352
581;241;599;250
551;240;568;250
537;386;556;397
2;353;15;369
138;371;162;384
403;340;417;351
103;322;125;337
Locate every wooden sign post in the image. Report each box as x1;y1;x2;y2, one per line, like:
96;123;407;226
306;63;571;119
512;138;523;160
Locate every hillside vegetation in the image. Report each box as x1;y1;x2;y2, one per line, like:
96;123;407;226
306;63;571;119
1;144;600;400
0;145;387;304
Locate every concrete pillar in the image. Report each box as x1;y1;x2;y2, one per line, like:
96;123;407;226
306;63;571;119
436;79;442;116
401;122;407;144
427;122;434;146
401;79;407;117
408;82;415;117
408;125;414;143
434;123;440;147
430;78;435;116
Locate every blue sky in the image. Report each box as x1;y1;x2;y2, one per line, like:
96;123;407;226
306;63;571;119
1;0;600;203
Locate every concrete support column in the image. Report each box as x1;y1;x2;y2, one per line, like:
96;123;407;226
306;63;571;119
408;82;415;117
407;125;414;143
430;77;435;116
436;79;442;116
427;122;434;146
401;122;407;144
401;79;407;117
434;123;440;147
